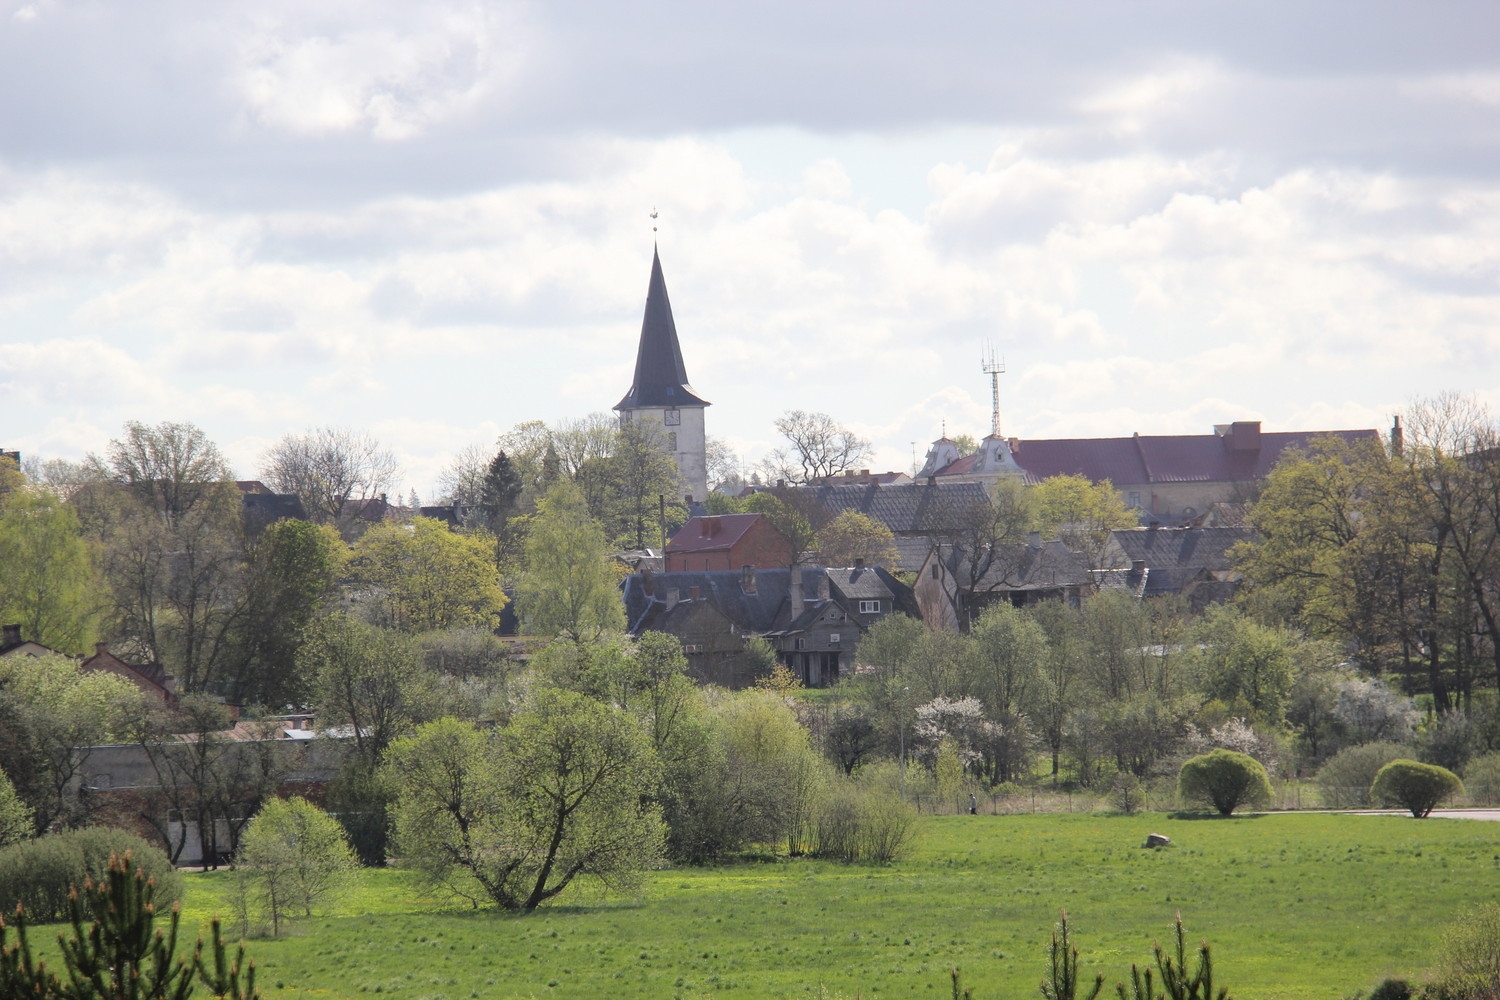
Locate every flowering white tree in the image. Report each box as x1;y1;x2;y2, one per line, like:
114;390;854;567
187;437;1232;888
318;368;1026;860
1185;717;1278;772
913;696;985;768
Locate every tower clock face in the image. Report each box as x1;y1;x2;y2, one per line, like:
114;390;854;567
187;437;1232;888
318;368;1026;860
665;408;681;426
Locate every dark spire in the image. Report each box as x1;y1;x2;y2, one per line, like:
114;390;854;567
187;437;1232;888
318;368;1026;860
614;246;710;410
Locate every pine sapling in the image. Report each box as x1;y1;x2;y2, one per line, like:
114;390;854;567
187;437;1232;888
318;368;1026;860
1041;910;1104;1000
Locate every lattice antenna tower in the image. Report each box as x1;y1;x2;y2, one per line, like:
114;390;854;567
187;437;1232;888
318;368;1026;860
981;343;1006;437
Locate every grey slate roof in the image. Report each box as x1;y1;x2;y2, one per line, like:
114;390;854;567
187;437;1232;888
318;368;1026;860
803;481;994;535
944;539;1094;592
1106;526;1253;573
614;246;710;411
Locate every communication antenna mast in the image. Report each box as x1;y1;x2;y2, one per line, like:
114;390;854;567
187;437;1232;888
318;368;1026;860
981;343;1006;437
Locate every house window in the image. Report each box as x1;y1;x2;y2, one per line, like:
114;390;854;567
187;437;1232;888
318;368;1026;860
795;638;807;650
1128;491;1141;508
829;633;841;644
930;565;939;579
664;407;681;426
858;600;880;614
683;643;703;654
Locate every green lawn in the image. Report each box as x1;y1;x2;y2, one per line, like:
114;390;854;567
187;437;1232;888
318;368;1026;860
154;812;1500;999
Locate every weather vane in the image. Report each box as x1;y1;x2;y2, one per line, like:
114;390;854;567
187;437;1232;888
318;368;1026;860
650;206;659;234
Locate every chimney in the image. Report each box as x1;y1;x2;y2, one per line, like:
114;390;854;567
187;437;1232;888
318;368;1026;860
1;624;20;648
861;469;869;476
1028;531;1042;548
741;565;757;594
777;479;787;489
844;469;854;479
94;641;109;657
1391;415;1404;457
1131;559;1146;573
1228;421;1261;452
641;568;655;597
665;588;680;611
1148;520;1160;532
789;568;803;612
684;494;694;505
690;585;701;601
853;557;865;571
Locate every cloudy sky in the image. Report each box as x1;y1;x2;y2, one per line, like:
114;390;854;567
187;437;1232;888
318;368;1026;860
3;1;1499;497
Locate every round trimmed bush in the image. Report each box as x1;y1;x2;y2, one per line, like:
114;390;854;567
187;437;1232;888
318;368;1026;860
1370;759;1463;818
0;826;182;921
1178;748;1273;816
1316;741;1408;808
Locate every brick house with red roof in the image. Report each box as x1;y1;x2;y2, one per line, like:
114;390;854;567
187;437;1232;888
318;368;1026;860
666;513;793;572
80;642;178;708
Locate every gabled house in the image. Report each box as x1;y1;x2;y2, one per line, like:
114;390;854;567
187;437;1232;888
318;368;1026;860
0;623;64;659
666;513;793;572
620;564;916;687
1096;524;1254;610
80;642;178;708
795;480;996;571
915;538;1094;630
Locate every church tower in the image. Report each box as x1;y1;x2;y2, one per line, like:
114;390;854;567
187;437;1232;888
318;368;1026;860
614;246;710;501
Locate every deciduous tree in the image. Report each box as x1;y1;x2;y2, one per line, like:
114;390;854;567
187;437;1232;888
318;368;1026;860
761;410;872;485
817;510;900;569
517;480;624;642
350;517;505;633
0;489;98;654
236;797;357;936
259;427;400;530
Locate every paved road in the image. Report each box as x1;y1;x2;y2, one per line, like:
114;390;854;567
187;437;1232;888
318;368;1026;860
1337;808;1500;821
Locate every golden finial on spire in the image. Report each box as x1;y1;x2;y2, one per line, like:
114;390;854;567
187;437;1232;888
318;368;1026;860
650;206;659;234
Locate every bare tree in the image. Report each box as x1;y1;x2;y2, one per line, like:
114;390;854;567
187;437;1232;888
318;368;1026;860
706;436;746;494
761;410;873;485
97;421;234;521
436;444;492;506
260;427;400;528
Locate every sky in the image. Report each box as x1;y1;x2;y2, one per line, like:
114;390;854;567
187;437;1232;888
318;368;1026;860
3;1;1500;498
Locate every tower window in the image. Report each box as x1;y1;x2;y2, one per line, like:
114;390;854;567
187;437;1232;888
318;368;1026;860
664;407;681;426
668;432;678;450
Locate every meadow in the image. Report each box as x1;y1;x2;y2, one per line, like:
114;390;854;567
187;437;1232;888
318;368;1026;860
162;812;1500;1000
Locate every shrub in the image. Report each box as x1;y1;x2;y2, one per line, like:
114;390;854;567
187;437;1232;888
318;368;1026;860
0;770;32;848
1317;742;1409;808
1462;752;1500;806
236;797;357;936
1431;902;1500;1000
1370;759;1463;818
0;826;182;922
1178;749;1273;816
809;783;918;864
1111;773;1144;814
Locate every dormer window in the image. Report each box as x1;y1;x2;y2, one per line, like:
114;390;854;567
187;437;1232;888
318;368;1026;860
859;600;880;614
664;407;681;426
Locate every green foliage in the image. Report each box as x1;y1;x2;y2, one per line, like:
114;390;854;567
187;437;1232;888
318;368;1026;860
518;479;625;641
0;653;146;830
387;695;665;912
1460;751;1500;806
1178;749;1273;816
1029;474;1137;557
304;614;430;765
350;517;506;633
741;492;818;564
1369;759;1463;818
1190;606;1295;726
1433;902;1500;1000
0;827;182;923
235;798;357;936
1114;913;1230;1000
1316;742;1409;808
816;510;900;570
0;851;257;1000
0;488;98;654
1040;910;1103;1000
807;781;918;864
0;770;32;847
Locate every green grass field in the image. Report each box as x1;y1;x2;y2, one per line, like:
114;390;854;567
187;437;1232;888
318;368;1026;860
154;812;1500;1000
